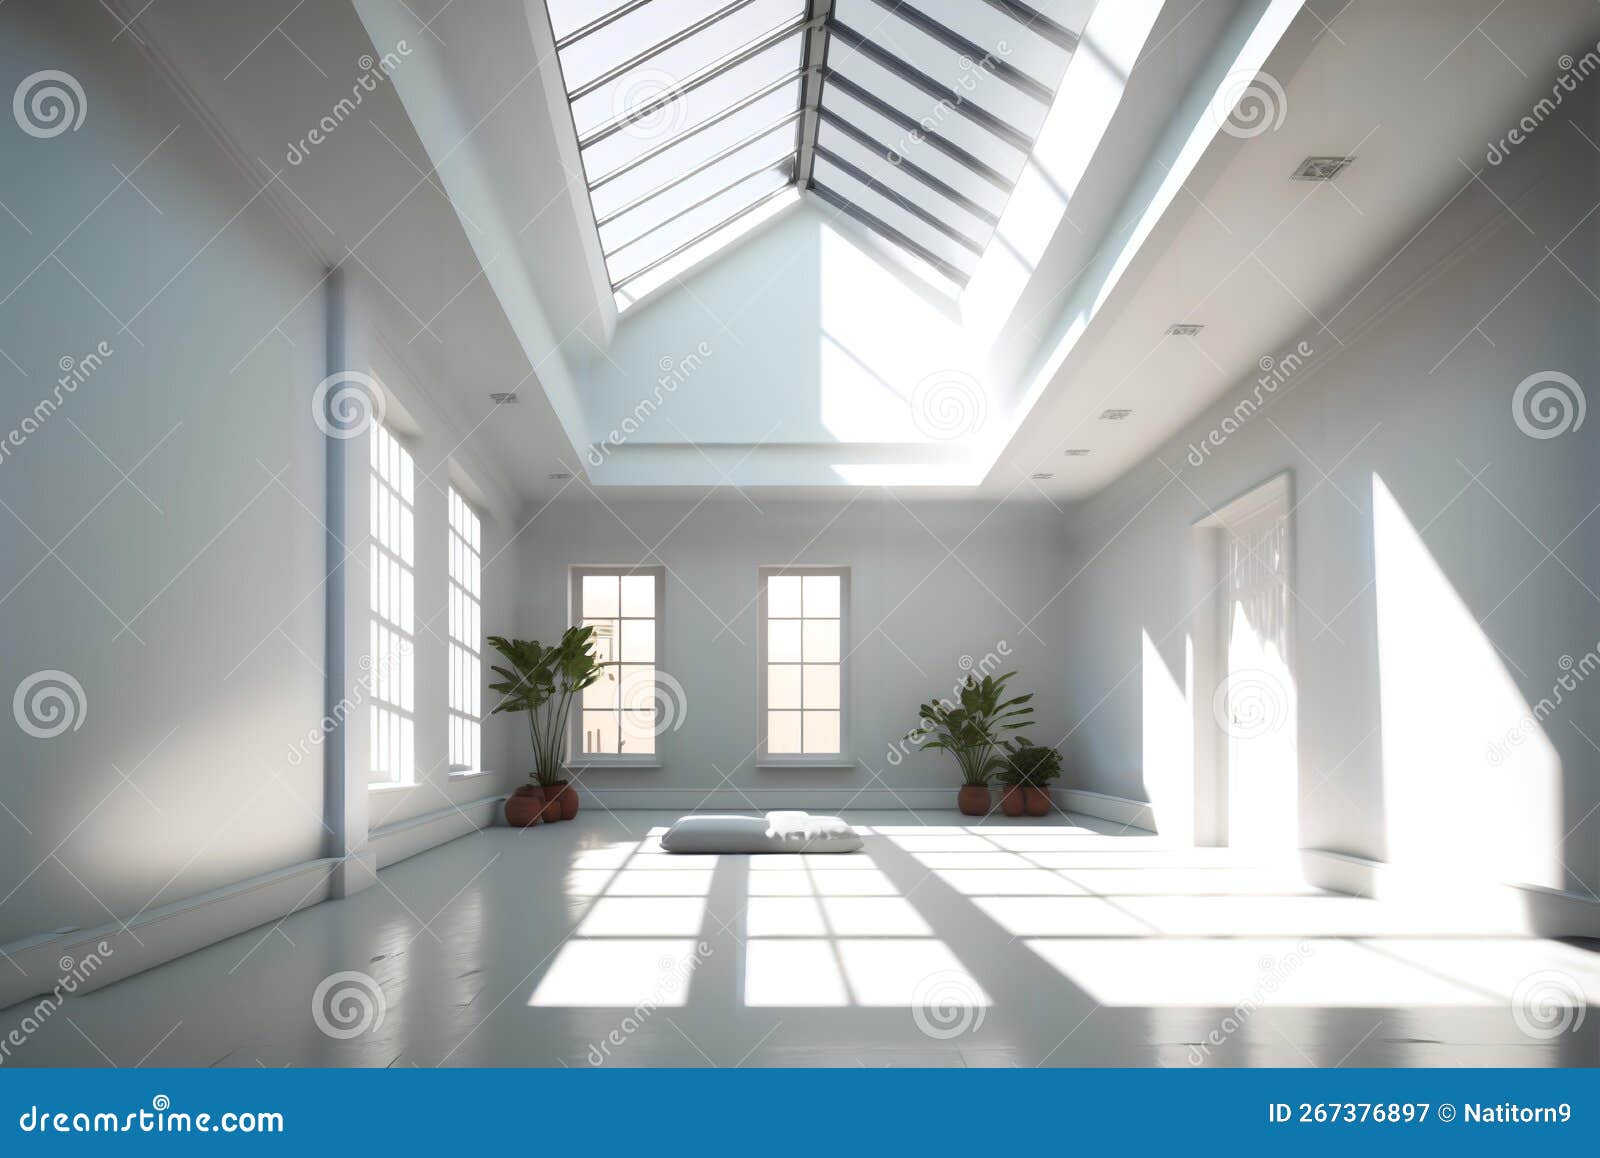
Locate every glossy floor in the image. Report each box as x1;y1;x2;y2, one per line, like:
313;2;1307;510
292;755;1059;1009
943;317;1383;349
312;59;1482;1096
3;812;1596;1067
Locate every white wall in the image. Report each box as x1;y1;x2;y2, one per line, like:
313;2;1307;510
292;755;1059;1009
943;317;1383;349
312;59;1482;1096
514;496;1070;808
0;3;518;947
1056;87;1600;897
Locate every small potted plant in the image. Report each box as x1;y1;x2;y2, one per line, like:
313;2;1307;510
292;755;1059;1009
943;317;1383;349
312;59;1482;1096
488;627;603;825
999;737;1062;817
908;671;1033;816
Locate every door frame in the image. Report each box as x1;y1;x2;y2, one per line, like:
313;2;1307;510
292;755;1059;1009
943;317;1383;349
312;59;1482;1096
1188;470;1295;847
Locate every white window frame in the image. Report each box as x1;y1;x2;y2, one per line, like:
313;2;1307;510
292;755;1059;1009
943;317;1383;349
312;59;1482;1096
756;566;851;767
568;565;666;769
446;486;484;775
368;423;416;788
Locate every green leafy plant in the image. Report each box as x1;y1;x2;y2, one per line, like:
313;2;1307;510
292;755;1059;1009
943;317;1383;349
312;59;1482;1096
488;627;603;787
996;737;1062;787
908;671;1034;786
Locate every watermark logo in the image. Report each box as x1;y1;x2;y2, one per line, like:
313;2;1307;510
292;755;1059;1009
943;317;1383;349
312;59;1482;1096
1212;669;1290;740
617;667;688;737
612;68;687;142
1187;341;1313;466
910;370;986;440
13;670;87;739
312;370;385;440
286;45;411;165
1510;970;1587;1040
588;342;712;466
586;942;713;1065
1209;69;1287;139
888;643;1012;766
286;650;404;767
911;970;986;1040
0;943;113;1065
1489;644;1599;766
1512;370;1584;439
0;340;112;467
311;970;387;1039
1188;943;1314;1064
13;70;86;139
1487;46;1600;165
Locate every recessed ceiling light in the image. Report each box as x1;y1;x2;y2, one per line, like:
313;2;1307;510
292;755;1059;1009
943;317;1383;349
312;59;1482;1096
1100;409;1133;421
1166;323;1203;337
1063;449;1090;456
489;392;519;404
548;471;572;481
1031;472;1054;480
1291;155;1355;181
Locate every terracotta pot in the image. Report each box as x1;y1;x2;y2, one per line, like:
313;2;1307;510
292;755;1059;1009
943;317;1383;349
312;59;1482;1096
559;780;579;820
957;785;992;817
1000;784;1027;817
539;782;566;823
505;785;544;828
1023;785;1052;817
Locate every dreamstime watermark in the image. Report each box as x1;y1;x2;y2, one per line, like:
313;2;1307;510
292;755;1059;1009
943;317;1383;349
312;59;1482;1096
585;941;714;1066
616;667;688;739
1186;943;1315;1065
13;69;86;139
1511;370;1585;439
887;643;1013;766
311;971;387;1040
888;44;1010;161
1489;643;1600;767
611;67;688;143
0;943;113;1066
286;650;406;767
911;970;986;1040
1208;69;1288;139
910;370;986;440
1510;969;1587;1040
312;369;386;439
587;342;712;466
1487;45;1600;165
1212;669;1290;740
286;44;411;165
13;670;87;739
1186;341;1313;466
0;340;113;466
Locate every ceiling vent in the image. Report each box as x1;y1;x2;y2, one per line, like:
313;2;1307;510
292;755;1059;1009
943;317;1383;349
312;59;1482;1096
1291;156;1355;181
1166;323;1204;337
548;471;572;481
1031;472;1055;481
489;392;519;404
1100;409;1133;421
1063;449;1091;456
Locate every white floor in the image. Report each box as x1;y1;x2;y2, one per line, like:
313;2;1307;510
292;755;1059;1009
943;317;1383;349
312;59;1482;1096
3;811;1596;1067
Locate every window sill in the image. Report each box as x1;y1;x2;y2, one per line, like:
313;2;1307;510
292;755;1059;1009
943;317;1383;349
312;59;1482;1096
756;758;858;770
368;781;416;794
447;768;496;781
565;760;662;771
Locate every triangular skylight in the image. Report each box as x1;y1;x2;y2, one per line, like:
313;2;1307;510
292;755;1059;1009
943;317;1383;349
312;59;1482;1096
544;0;1088;301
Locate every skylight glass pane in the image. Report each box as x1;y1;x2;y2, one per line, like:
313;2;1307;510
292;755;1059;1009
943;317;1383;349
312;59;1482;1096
580;33;802;179
558;0;732;90
590;80;801;220
833;0;1045;133
568;0;806;137
608;164;791;283
545;0;637;43
814;124;992;246
599;123;799;252
819;85;1009;217
812;156;976;278
913;0;1075;90
828;53;1026;180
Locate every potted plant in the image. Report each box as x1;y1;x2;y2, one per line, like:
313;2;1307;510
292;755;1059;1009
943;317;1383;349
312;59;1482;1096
998;737;1063;817
488;627;603;824
908;671;1033;816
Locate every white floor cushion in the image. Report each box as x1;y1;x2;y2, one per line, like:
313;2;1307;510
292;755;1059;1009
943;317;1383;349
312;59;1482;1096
660;812;863;854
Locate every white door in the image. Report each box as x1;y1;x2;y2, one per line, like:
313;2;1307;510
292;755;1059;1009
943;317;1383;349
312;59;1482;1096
1216;492;1297;850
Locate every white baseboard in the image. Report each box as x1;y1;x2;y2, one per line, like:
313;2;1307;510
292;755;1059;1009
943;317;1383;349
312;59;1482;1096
579;787;969;811
0;794;507;1013
1056;788;1155;830
1301;848;1600;938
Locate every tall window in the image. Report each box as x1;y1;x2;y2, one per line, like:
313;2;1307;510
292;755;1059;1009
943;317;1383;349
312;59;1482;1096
447;487;482;772
369;424;415;786
759;568;845;759
573;567;662;758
